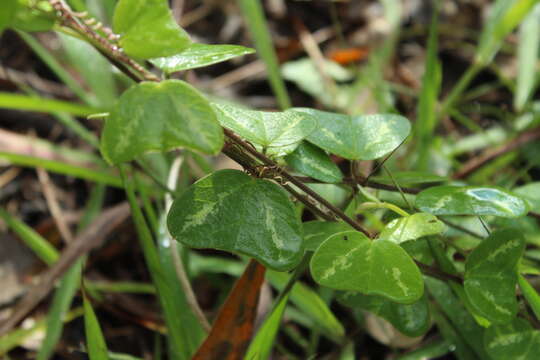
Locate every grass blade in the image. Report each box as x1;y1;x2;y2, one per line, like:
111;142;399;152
37;260;82;360
415;0;441;170
0;152;122;187
16;30;97;106
0;208;59;265
59;32;117;108
518;274;540;321
245;293;289;360
477;0;540;65
83;292;110;360
237;0;291;109
266;270;344;342
0;92;100;116
37;185;105;360
119;165;198;360
514;4;540;111
0;307;84;355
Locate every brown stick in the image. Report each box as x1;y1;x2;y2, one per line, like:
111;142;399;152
0;202;130;336
453;127;540;179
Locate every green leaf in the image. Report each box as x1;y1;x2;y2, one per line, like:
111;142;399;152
513;182;540;212
11;0;55;32
371;171;446;186
303;221;354;252
112;0;191;59
245;293;289;360
338;292;430;337
294;108;411;160
212;103;317;154
101;80;223;165
285;142;343;183
415;185;529;218
401;238;435;266
0;0;18;33
378;213;445;244
464;229;525;324
310;231;423;303
484;318;540;360
151;43;255;73
83;294;110;360
167;170;303;271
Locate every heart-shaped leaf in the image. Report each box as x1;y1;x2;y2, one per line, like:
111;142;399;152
464;229;525;323
167;170;303;271
113;0;191;59
303;221;353;251
378;213;445;244
285;142;343;183
415;186;529;218
484;318;540;360
212;103;317;154
151;43;255;73
338;292;430;337
310;231;423;303
293;108;410;160
100;80;223;165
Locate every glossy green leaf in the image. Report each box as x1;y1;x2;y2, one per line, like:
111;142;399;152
0;0;18;33
285;141;343;183
167;170;303;271
464;229;525;324
338;292;430;337
151;43;255;73
484;318;540;360
303;221;354;252
11;0;55;32
378;213;445;244
294;108;411;160
310;231;423;303
212;103;317;153
245;293;289;360
101;80;223;164
513;182;540;212
415;186;529;218
112;0;191;59
371;171;446;185
83;294;110;360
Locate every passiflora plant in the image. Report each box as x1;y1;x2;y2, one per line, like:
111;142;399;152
3;0;540;359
